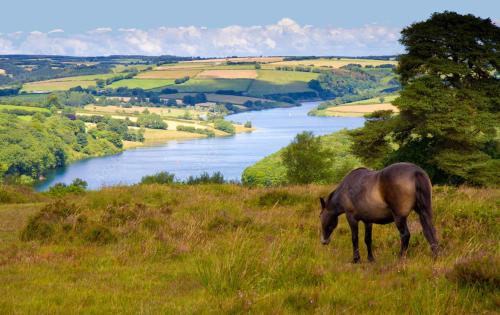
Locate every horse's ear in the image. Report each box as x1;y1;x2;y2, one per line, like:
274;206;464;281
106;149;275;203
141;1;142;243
319;197;326;209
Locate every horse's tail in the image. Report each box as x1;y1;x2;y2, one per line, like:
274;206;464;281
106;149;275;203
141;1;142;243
414;170;439;256
414;171;432;216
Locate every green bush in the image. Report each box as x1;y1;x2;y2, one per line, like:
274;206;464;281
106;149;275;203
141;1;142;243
140;171;175;184
213;119;235;134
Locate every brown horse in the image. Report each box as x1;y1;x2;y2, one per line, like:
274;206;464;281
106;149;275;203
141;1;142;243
319;162;438;263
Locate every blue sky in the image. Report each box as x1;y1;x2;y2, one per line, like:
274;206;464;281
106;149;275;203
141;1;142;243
0;0;498;56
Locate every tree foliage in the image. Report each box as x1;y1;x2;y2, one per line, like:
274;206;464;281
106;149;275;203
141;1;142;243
350;12;500;186
281;131;334;184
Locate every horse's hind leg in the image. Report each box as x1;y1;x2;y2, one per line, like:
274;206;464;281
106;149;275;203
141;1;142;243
364;223;374;262
417;211;439;257
394;216;410;258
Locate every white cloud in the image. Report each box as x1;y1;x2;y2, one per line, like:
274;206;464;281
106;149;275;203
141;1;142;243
48;29;64;34
0;19;402;56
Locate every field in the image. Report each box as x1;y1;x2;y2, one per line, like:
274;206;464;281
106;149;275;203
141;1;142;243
196;69;258;79
0;183;497;314
175;79;253;93
136;69;202;79
21;74;118;92
185;57;284;63
107;79;175;90
161;93;273;105
265;58;398;69
0;69;6;75
314;94;400;117
248;70;319;95
0;104;50;113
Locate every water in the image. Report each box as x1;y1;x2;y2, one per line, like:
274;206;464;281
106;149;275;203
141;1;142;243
35;102;364;191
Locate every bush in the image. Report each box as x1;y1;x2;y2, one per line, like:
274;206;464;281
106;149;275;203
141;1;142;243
137;112;167;129
213;119;235;134
186;172;225;184
140;171;175;184
446;253;500;288
244;121;252;128
46;178;88;196
176;125;215;137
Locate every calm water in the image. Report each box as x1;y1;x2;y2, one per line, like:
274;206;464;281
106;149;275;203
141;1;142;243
35;102;364;191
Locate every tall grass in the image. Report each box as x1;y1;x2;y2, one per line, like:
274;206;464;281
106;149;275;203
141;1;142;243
0;184;498;314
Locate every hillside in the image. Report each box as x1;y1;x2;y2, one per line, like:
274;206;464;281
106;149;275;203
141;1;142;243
0;184;498;313
242;130;362;186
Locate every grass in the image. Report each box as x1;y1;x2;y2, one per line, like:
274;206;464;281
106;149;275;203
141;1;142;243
21;74;119;92
175;79;253;93
0;104;50;113
136;69;202;79
106;79;175;90
313;94;400;117
0;184;498;314
196;70;258;79
247;70;319;96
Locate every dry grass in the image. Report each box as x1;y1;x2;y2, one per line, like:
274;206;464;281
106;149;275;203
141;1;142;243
196;69;258;79
0;184;498;314
325;103;399;116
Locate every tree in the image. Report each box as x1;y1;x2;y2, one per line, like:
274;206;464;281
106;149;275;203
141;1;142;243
137;112;168;129
47;94;62;109
166;99;177;106
213;119;235;134
350;12;500;186
281;131;333;184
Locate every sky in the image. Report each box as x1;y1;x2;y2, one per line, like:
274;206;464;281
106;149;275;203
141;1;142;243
0;0;498;57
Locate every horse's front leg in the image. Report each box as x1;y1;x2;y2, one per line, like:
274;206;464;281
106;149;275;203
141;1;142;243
347;217;360;263
364;222;374;262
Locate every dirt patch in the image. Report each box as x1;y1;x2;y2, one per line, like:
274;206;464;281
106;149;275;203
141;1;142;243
196;70;258;79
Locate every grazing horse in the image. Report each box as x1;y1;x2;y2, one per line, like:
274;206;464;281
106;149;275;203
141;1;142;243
319;162;438;263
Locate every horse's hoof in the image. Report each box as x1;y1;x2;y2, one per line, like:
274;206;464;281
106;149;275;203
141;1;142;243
368;256;375;262
352;258;361;264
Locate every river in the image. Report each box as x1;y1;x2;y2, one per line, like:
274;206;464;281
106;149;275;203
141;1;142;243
35;101;365;191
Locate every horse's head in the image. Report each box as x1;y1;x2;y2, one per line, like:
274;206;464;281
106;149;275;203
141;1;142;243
319;197;338;245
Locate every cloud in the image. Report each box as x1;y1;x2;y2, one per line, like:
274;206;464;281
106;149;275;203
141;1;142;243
48;29;64;34
0;18;402;56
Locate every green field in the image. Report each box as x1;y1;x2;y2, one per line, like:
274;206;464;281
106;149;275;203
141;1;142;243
175;79;253;93
107;79;176;90
0;183;497;313
264;58;398;69
248;70;319;96
0;104;50;113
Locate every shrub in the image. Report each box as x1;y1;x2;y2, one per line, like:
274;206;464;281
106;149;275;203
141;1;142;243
186;172;225;184
244;121;252;128
140;171;175;184
446;253;500;287
46;178;88;196
213;119;235;134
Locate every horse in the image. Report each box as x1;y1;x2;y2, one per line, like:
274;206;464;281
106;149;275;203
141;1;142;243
319;162;438;263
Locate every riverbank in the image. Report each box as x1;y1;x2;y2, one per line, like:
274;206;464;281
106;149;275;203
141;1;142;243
308;94;399;117
35;102;365;191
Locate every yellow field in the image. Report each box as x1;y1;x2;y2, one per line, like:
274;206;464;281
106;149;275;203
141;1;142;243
186;57;284;63
82;105;205;119
136;69;201;79
266;58;397;69
155;63;214;70
196;69;258;79
123;128;206;149
325;103;399;116
22;80;97;92
0;69;6;75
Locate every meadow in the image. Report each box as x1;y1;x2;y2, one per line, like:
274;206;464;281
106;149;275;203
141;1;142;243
0;104;50;113
107;79;176;90
312;94;400;117
0;183;497;314
264;58;398;69
21;74;119;92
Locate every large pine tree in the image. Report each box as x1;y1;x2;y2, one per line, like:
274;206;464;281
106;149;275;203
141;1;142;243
351;12;499;186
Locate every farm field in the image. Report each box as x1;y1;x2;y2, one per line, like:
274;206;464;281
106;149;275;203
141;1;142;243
196;69;258;79
136;69;201;79
161;93;273;105
107;79;175;90
21;74;118;92
264;57;398;69
248;70;319;96
324;103;399;116
0;184;497;313
175;79;253;93
0;104;50;113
